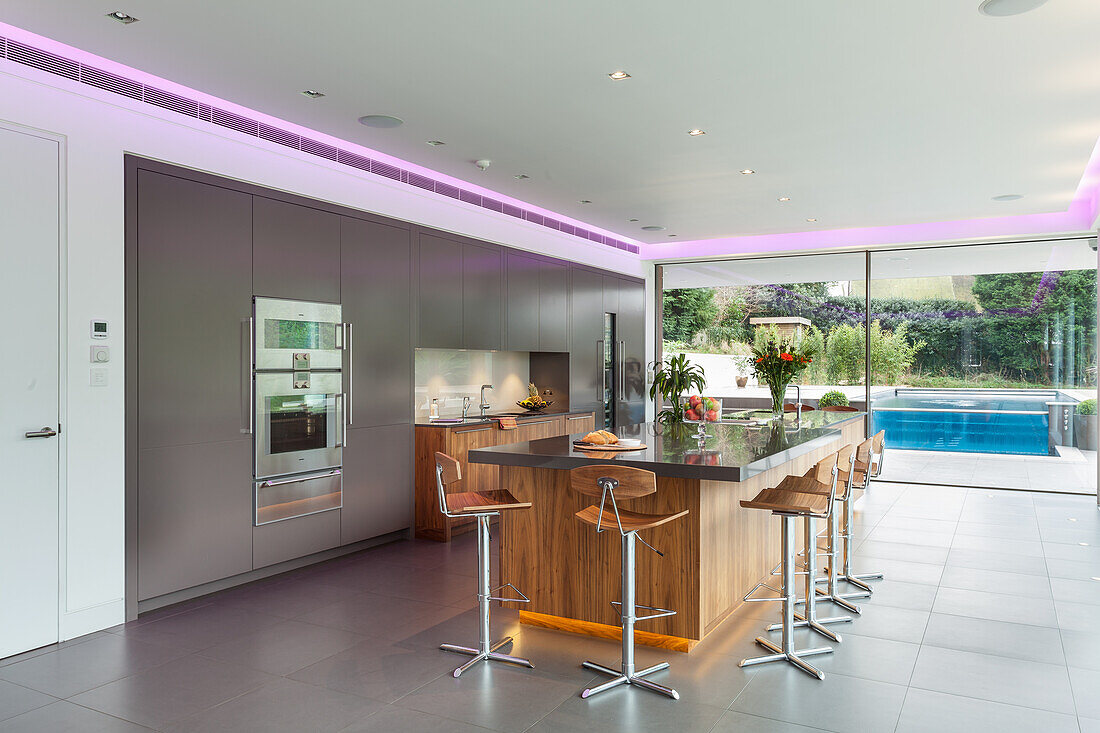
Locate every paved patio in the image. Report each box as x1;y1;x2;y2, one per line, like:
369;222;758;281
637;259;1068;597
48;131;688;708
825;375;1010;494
880;447;1097;496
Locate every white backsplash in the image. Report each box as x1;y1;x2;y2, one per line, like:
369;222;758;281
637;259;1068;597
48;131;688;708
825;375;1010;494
414;349;531;418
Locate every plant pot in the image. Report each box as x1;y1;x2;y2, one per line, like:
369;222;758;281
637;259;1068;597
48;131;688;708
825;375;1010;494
1074;414;1097;450
736;376;748;388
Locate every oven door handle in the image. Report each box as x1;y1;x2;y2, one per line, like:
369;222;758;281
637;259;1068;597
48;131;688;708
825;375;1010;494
258;468;342;488
336;392;346;447
242;316;253;434
346;322;353;426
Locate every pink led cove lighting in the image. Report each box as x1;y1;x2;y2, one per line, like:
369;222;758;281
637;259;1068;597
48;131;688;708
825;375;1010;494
0;21;641;255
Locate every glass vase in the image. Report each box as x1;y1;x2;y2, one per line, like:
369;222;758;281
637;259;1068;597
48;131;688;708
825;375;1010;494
768;379;789;418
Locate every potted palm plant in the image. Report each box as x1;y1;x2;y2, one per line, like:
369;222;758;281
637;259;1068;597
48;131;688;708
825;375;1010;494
649;353;707;423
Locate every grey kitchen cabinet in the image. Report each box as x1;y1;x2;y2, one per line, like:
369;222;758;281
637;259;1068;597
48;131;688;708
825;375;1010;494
253;196;342;303
418;233;464;348
617;278;648;426
136;170;253;449
603;274;620;316
505;252;541;351
341;423;414;544
462;242;503;350
341;217;413;427
253;508;341;570
137;441;253;600
569;267;604;414
538;261;569;352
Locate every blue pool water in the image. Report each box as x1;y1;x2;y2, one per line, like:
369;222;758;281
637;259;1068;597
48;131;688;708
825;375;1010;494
870;390;1056;456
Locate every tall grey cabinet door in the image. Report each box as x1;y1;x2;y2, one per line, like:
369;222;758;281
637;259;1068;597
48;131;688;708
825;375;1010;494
341;217;412;426
505;252;541;351
418;234;464;348
253;196;341;303
462;243;502;350
603;275;620;316
617;278;647;426
341;424;413;544
569;268;604;413
538;262;569;352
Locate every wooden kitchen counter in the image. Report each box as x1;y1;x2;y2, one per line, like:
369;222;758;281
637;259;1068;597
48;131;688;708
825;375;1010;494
468;412;866;650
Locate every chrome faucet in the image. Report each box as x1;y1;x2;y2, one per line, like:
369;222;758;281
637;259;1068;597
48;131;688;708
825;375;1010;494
462;396;472;420
480;384;493;418
785;384;802;417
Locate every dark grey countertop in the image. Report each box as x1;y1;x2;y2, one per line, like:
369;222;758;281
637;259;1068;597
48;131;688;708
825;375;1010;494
467;411;865;482
414;409;596;429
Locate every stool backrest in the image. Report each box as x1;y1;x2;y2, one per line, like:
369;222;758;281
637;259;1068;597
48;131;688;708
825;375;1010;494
821;405;858;412
570;465;656;499
836;443;858;501
802;450;841;518
434;451;463;518
783;403;815;412
870;429;886;476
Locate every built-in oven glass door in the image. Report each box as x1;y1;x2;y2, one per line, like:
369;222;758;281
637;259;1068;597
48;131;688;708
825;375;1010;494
254;297;343;371
255;372;343;479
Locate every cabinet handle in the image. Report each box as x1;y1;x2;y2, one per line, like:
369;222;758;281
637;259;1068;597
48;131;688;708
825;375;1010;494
457;426;493;434
619;340;626;401
259;468;341;488
346;322;354;426
243;316;253;435
567;415;591;420
522;419;556;426
336;393;346;447
596;339;603;401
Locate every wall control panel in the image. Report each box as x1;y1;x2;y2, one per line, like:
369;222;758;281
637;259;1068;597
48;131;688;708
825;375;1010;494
90;345;110;363
91;320;109;339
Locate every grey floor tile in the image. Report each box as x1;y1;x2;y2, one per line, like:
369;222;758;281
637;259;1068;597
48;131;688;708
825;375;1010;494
1081;717;1100;733
0;632;110;669
1043;542;1100;563
111;603;285;652
938;564;1053;599
296;591;452;636
950;533;1045;556
946;547;1049;576
400;663;578;733
909;645;1075;714
731;669;906;733
856;579;939;612
1069;666;1100;719
196;620;367;676
162;677;383;733
857;540;950;565
932;586;1059;627
289;639;464;704
336;704;494;732
843;605;930;645
0;700;153;732
872;515;959;533
1045;556;1100;581
709;710;829;733
526;685;726;733
1060;629;1100;672
1040;526;1100;546
1056;600;1098;632
1050;577;1100;605
214;577;362;619
864;528;955;549
894;687;1080;733
0;633;186;698
69;654;276;729
849;557;944;586
954;520;1041;541
921;613;1065;665
759;629;919;686
0;680;54;724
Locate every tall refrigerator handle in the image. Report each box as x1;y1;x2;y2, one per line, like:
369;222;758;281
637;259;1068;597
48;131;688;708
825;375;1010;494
243;316;254;434
596;340;603;401
346;322;354;426
619;340;626;400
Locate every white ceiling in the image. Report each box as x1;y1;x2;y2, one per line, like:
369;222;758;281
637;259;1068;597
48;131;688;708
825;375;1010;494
5;0;1100;245
662;237;1098;288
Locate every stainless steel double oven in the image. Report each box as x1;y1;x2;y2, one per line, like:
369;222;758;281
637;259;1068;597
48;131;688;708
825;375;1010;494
251;297;351;525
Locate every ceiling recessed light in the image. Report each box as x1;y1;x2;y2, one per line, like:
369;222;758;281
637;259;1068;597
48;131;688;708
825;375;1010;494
806;218;818;222
978;0;1048;17
1069;518;1078;522
107;10;138;23
514;174;530;180
667;234;677;238
992;194;1024;201
628;218;639;222
1080;542;1090;546
579;200;592;204
357;115;404;129
777;197;791;202
426;140;446;146
1092;577;1100;581
608;71;631;80
641;225;666;232
740;169;755;175
688;129;706;136
300;90;325;99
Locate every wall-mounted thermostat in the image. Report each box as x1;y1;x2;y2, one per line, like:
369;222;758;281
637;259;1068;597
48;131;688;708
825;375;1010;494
91;320;109;339
90;345;110;363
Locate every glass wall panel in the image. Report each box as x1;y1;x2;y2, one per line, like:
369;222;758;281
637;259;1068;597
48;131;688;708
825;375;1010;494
868;239;1097;495
661;252;866;415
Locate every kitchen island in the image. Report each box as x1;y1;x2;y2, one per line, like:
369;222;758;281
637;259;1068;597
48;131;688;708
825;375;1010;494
468;411;865;651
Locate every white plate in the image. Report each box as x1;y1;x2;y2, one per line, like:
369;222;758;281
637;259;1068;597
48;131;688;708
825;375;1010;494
615;438;643;448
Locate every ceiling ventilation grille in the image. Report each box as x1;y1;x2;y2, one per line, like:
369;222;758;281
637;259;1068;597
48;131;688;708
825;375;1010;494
0;34;639;254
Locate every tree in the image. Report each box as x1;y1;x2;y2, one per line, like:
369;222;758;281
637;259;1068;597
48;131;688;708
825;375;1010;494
662;288;718;343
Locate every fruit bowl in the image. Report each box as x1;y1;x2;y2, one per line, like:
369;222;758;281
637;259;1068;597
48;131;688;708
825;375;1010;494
516;399;554;412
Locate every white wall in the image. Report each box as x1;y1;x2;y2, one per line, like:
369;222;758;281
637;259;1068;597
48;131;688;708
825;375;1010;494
0;61;648;638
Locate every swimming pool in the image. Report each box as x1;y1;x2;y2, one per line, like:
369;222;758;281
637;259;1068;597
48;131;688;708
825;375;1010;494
870;389;1060;456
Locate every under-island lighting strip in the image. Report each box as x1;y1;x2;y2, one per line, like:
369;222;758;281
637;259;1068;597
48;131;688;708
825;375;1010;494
0;22;640;255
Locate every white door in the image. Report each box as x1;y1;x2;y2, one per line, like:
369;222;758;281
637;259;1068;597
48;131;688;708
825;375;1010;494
0;124;60;658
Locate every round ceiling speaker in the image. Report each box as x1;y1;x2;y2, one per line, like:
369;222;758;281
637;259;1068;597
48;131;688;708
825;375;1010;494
357;115;404;128
978;0;1048;17
641;225;666;231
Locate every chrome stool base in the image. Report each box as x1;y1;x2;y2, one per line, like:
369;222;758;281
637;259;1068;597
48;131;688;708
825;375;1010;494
740;637;833;680
581;660;677;699
440;637;534;677
767;515;851;642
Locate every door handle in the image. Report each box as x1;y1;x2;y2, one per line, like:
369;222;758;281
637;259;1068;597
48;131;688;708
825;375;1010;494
596;340;603;401
25;427;57;439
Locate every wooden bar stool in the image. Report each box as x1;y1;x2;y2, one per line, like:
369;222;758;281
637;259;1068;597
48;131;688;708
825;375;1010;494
768;448;854;638
435;452;535;677
570;465;689;700
740;450;842;679
834;431;886;591
811;443;869;612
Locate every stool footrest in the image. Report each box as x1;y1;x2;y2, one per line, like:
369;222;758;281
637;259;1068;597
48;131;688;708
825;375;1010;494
609;600;677;622
743;580;784;603
487;583;530;604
